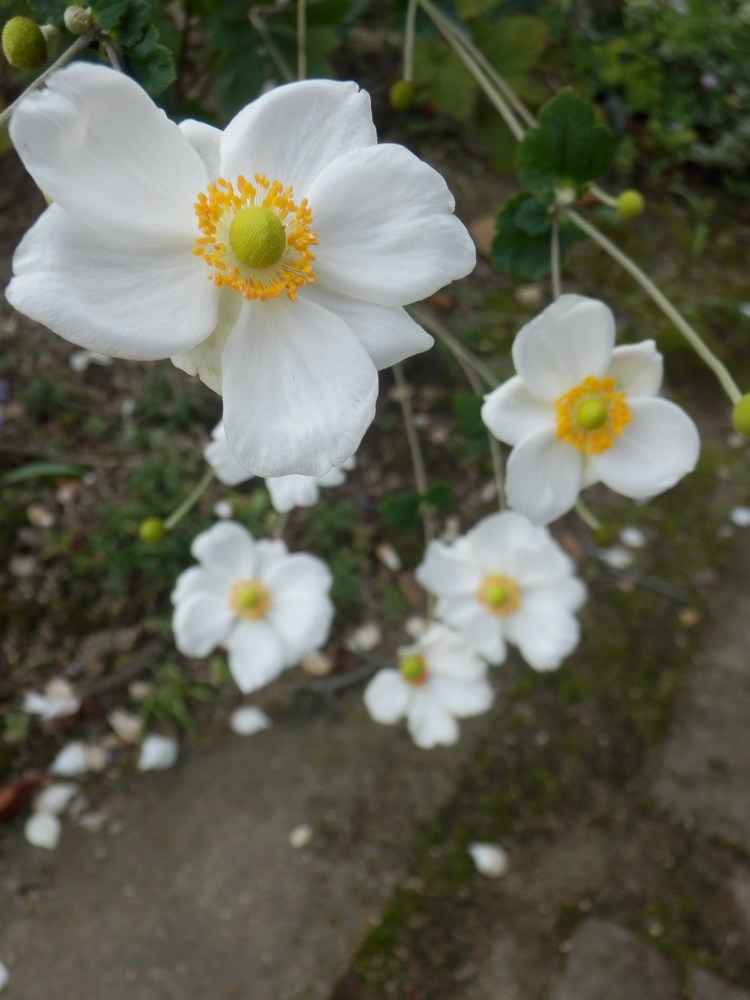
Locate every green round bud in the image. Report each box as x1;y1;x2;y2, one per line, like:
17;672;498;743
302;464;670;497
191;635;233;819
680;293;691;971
63;6;93;35
732;393;750;440
139;517;166;544
593;524;615;547
616;189;645;220
389;79;415;112
2;16;47;70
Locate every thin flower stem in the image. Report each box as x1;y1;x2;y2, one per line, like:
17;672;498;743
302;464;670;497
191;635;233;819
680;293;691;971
272;511;288;541
403;0;418;81
0;29;96;132
250;10;294;83
575;498;602;534
393;362;434;546
566;208;742;405
297;0;307;81
408;306;498;389
550;214;562;300
99;33;123;72
164;467;215;531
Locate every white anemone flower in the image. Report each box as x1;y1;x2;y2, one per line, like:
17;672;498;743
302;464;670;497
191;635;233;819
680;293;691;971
171;521;333;694
481;295;700;525
204;421;355;511
364;623;493;749
415;510;586;670
7;64;475;477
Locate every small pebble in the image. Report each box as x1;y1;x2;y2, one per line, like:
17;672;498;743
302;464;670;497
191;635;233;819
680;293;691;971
620;526;646;548
230;707;271;736
137;735;178;772
25;812;61;850
468;842;509;878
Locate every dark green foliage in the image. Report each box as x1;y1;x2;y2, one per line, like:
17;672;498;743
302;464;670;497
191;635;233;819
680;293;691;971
491;192;585;280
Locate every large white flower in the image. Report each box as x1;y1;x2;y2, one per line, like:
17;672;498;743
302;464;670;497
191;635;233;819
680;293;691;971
415;510;586;670
7;64;476;476
171;521;333;694
481;295;700;525
364;623;493;749
204;420;355;511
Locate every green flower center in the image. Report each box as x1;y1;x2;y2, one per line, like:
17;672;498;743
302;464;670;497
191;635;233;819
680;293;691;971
228;206;287;270
229;579;270;620
575;397;609;431
399;654;427;686
477;574;521;618
484;582;510;608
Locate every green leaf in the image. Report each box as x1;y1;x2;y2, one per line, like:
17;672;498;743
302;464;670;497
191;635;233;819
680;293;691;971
454;392;485;437
424;482;455;514
27;0;67;20
380;492;421;531
128;41;175;95
491;192;586;280
3;461;85;484
518;88;613;193
92;0;131;30
118;0;152;47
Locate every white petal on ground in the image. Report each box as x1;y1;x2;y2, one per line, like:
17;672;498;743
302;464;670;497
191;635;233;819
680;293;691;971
289;823;313;849
171;588;235;658
225;619;286;693
137;734;179;772
25;812;61;850
107;708;142;745
309;143;475;306
220;79;376;198
481;376;554;446
191;521;258;583
50;742;90;776
266;474;320;513
222;296;378;477
591;397;700;499
505;429;584;525
511;295;615;401
304;286;433;369
10;63;209;242
23;677;80;720
620;526;647;548
600;545;634;570
204;422;254;486
730;506;750;527
33;783;78;816
7;205;218;360
346;622;382;653
0;960;7;991
608;341;663;397
364;669;411;725
407;690;460;749
229;706;271;735
468;842;509;878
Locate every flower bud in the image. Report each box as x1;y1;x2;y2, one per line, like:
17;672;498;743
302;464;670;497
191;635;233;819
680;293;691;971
138;517;166;543
615;189;645;220
63;6;92;35
389;79;415;111
2;16;47;70
593;523;615;547
732;393;750;440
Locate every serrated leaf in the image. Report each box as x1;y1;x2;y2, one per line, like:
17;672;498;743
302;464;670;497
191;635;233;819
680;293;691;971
27;0;67;20
128;42;175;95
92;0;131;31
3;461;85;484
491;192;586;280
424;482;455;514
518;88;613;193
380;492;421;531
118;0;152;47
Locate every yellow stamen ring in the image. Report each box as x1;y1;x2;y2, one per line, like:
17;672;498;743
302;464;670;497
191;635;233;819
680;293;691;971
193;174;317;302
399;654;428;686
477;575;521;618
229;579;271;621
555;375;632;456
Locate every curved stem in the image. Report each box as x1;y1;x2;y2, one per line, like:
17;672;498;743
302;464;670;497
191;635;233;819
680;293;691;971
0;29;96;132
409;306;498;388
164;467;215;531
403;0;418;81
393;363;434;545
575;498;602;534
297;0;307;81
550;214;562;300
566;208;742;405
250;10;294;83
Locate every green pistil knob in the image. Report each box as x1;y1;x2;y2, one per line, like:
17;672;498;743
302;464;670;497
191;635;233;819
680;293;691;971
229;206;286;270
64;6;93;35
139;517;166;544
2;16;47;70
399;654;426;684
236;583;264;611
616;189;645;220
593;523;614;547
576;398;608;430
389;79;415;111
732;393;750;440
484;582;509;608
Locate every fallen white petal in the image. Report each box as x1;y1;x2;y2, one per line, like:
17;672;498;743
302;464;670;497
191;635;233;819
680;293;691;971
620;526;646;548
599;546;634;570
468;842;509;878
347;622;382;652
23;677;80;720
34;782;78;816
730;506;750;527
137;735;179;772
289;823;313;849
0;960;7;991
375;542;401;571
50;741;90;776
213;500;234;519
25;812;62;850
229;706;271;736
108;708;142;745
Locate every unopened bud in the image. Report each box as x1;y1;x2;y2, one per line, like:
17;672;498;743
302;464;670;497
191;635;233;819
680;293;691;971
389;79;415;111
616;189;645;220
732;393;750;440
593;523;615;547
63;6;92;35
139;517;166;543
2;16;47;70
555;184;576;206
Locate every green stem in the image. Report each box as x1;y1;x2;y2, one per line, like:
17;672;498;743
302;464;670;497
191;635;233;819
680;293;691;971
550;214;562;300
0;29;96;132
566;208;742;405
393;362;434;545
297;0;307;81
409;306;498;389
575;498;602;534
164;467;215;531
249;10;294;83
403;0;418;81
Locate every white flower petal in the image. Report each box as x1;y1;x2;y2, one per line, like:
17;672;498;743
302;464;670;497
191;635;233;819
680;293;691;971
137;734;179;771
34;783;78;816
229;706;271;735
266;474;320;513
204;422;253;486
221;79;376;196
433;597;507;666
591;398;700;499
171;291;242;394
25;812;61;850
523;578;587;616
465;510;542;578
512;295;615;401
265;552;333;595
191;521;258;583
505;430;584;524
364;670;411;725
225;620;286;694
309;143;476;305
416;538;483;597
222;296;378;477
10;63;208;242
429;675;494;718
608;341;663;397
414;623;486;682
266;591;334;665
468;842;509;878
7;206;218;360
407;690;460;749
179;118;222;179
504;598;581;671
304;287;433;369
172;589;235;657
482;376;555;446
